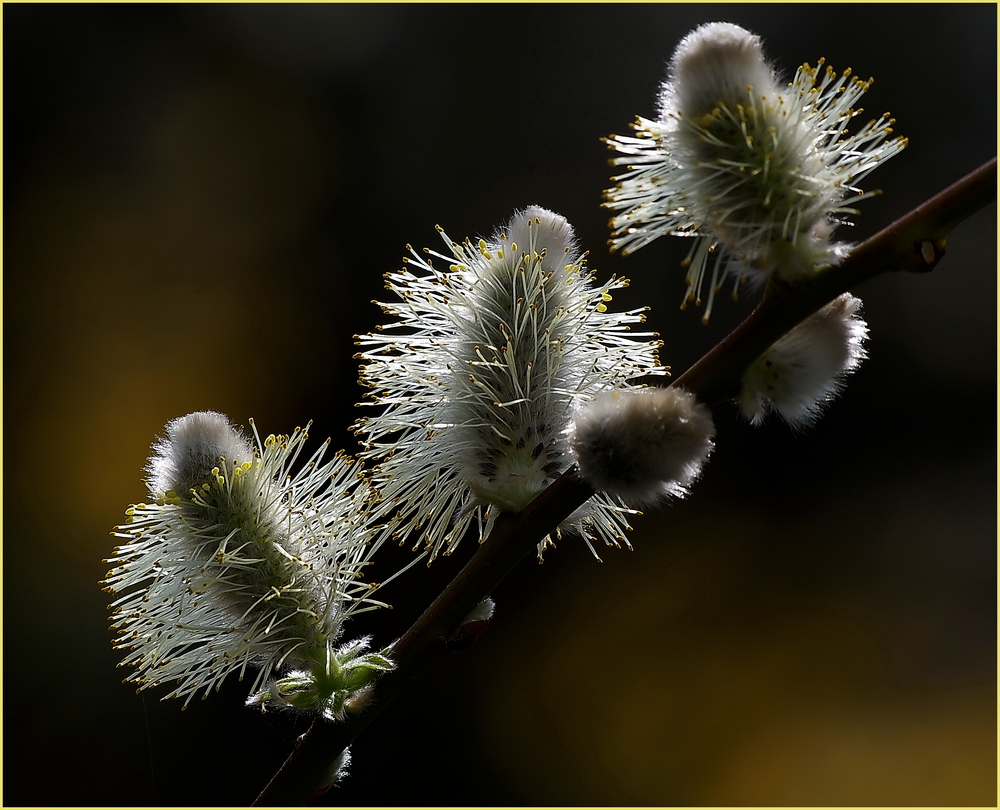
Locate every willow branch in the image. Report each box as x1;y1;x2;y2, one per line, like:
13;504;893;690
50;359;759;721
253;156;995;806
675;157;996;404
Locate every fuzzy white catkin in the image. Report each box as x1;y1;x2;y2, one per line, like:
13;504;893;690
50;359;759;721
356;205;665;560
106;411;389;709
740;292;869;427
604;21;907;321
570;387;715;506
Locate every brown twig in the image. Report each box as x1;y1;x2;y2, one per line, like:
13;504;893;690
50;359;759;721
253;156;996;806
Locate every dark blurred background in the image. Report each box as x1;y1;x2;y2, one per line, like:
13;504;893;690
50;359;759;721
4;3;996;805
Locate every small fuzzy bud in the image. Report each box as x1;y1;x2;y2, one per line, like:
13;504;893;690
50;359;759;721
461;597;496;625
308;747;352;801
447;597;496;651
570;387;715;506
740;293;868;427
